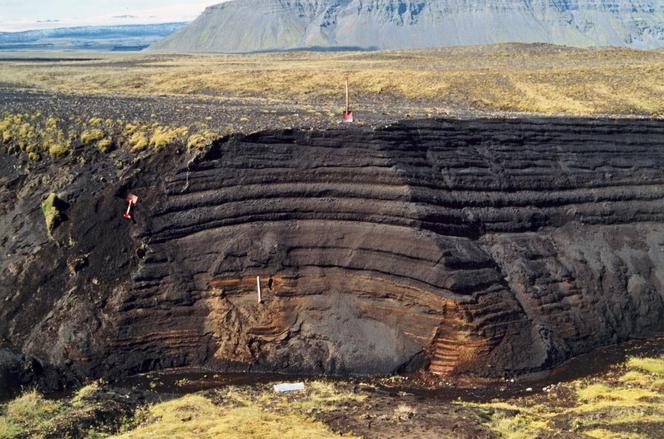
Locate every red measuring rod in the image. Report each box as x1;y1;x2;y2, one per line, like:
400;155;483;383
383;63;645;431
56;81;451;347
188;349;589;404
123;194;139;220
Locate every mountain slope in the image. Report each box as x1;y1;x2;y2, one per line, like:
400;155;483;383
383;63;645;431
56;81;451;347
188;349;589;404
150;0;664;53
0;23;186;52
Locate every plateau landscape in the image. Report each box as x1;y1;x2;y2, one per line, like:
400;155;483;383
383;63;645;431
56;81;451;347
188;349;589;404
0;1;663;438
152;0;664;52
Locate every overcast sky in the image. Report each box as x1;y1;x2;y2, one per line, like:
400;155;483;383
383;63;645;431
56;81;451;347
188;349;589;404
0;0;227;32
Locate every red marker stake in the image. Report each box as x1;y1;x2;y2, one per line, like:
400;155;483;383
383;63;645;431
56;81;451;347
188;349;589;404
123;194;138;220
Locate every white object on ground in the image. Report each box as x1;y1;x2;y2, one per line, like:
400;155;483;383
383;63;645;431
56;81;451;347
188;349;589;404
257;275;262;303
273;382;305;393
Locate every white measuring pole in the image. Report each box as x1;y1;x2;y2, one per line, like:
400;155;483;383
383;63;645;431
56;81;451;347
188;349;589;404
257;276;262;303
345;76;350;113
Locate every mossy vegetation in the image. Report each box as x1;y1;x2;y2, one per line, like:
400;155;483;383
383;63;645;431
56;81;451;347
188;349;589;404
128;131;149;152
0;380;363;439
41;193;63;238
0;390;66;438
186;130;217;149
112;393;357;439
0;113;219;161
80;128;105;145
460;355;664;439
628;356;664;376
1;357;663;439
149;126;189;149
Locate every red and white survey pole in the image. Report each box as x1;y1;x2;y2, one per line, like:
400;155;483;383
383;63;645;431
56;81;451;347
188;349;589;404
123;194;139;220
343;73;353;123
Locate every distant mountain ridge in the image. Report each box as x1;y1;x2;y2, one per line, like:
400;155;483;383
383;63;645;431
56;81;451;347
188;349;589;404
149;0;664;53
0;23;186;52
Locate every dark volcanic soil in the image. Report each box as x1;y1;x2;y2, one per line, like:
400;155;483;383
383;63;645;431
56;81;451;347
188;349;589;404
1;115;664;398
0;86;483;135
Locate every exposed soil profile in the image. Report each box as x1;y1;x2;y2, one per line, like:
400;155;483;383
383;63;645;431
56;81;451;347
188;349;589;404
1;117;664;395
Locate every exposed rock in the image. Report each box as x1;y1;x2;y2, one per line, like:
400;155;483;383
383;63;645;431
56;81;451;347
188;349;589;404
150;0;664;53
1;118;664;394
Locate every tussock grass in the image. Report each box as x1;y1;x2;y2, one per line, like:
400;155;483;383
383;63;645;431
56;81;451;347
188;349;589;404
80;128;105;145
149;126;188;149
187;130;217;149
0;112;213;160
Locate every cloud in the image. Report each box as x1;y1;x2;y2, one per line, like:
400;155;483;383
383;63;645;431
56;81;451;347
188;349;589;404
0;0;227;32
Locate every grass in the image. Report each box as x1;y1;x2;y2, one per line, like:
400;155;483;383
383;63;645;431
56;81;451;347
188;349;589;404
0;44;663;116
111;394;357;439
71;381;102;406
627;356;664;376
149;126;188;149
128;131;149;151
0;112;216;161
80;128;105;145
0;390;66;438
186;130;217;149
584;430;647;439
109;381;363;438
0;380;363;438
489;412;550;439
1;359;662;439
0;417;22;439
110;381;364;438
459;355;664;439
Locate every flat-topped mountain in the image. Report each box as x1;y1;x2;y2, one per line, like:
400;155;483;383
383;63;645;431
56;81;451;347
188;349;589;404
150;0;664;53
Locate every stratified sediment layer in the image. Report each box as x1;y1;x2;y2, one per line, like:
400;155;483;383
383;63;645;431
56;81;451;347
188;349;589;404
1;118;664;390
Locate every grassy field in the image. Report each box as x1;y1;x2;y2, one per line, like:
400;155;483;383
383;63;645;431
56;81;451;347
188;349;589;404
1;355;663;438
1;44;664;117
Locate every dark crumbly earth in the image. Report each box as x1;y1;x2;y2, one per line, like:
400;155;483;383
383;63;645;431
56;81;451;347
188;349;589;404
2;96;664;383
0;85;502;136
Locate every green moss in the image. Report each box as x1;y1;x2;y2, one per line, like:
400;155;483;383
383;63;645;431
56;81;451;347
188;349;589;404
41;193;63;238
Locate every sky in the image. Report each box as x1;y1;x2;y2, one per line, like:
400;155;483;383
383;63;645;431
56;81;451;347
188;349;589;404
0;0;227;32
